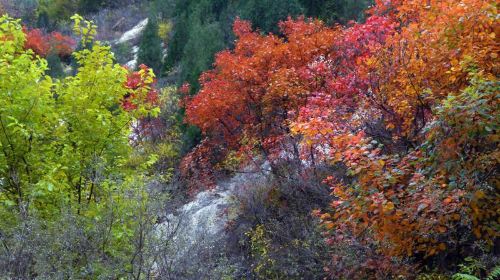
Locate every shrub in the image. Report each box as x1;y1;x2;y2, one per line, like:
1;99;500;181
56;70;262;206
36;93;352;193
24;28;76;58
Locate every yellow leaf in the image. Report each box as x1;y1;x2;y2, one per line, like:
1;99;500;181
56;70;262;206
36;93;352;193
437;226;447;233
325;222;335;230
474;190;485;199
385;201;395;211
429;248;436;256
320;213;331;220
473;227;481;238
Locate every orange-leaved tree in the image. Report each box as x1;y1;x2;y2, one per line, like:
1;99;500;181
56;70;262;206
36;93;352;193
182;17;342;190
301;0;499;275
181;0;498;276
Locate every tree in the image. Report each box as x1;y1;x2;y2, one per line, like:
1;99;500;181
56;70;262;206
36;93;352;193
238;0;304;33
182;18;343;190
179;21;225;92
297;0;498;276
166;0;375;156
165;0;373;89
137;14;163;75
77;0;102;14
36;9;51;30
77;0;137;14
0;14;169;278
299;0;372;24
24;28;51;56
40;0;77;24
46;51;64;77
0;16;55;219
182;0;498;277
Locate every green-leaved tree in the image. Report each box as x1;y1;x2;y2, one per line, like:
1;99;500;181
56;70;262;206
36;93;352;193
0;14;172;278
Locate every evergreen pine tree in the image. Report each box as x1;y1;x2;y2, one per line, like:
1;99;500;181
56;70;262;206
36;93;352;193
36;10;51;30
299;0;372;24
78;0;101;14
239;0;304;33
46;51;65;78
137;14;163;75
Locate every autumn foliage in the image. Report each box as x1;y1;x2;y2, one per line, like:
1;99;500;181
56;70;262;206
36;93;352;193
24;28;76;58
305;0;498;267
121;64;165;148
122;64;160;112
182;0;498;276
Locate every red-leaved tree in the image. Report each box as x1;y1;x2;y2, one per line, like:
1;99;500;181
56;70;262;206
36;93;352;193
24;28;76;58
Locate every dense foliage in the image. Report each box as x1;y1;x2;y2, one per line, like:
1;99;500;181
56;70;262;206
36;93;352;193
1;0;498;278
164;0;371;90
183;0;499;278
24;27;75;58
0;14;178;278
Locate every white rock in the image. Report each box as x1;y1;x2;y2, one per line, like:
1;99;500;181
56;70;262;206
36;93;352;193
156;162;271;264
125;58;137;69
125;48;139;69
116;18;148;44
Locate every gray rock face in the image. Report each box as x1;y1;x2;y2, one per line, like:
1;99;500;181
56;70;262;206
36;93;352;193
155;163;271;278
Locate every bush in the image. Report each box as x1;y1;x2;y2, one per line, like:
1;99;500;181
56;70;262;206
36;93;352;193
24;28;76;58
226;172;331;279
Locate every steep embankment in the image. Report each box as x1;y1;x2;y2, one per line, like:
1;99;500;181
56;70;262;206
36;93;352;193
155;164;271;278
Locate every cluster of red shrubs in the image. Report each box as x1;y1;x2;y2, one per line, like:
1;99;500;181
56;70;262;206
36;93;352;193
122;64;159;112
24;28;76;58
